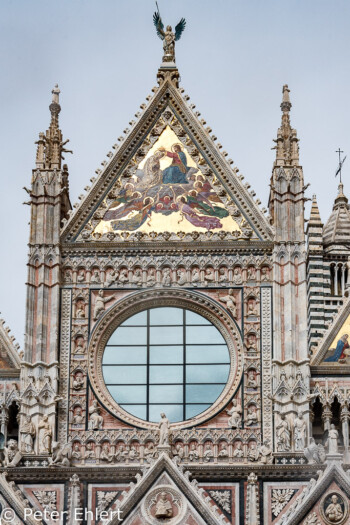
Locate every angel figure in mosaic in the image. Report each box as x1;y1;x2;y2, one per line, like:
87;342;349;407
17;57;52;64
153;11;186;62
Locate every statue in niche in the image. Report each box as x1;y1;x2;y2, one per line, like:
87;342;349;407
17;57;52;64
326;424;339;454
72;443;81;460
38;414;53;454
65;270;72;283
146;269;157;287
72;407;84;425
203;444;213;462
218;443;229;458
247;267;256;280
144;442;158;462
100;443;113;463
106;270;118;287
259;441;273;464
91;270;101;284
132;269;143;287
233;441;243;458
77;270;85;283
324;494;344;523
129;445;139;460
247;298;258;316
276;413;291;452
219;267;228;282
220;289;237;318
261;266;270;281
246;405;258;426
119;269;129;284
115;444;129;462
75;302;85;319
84;442;96;459
188;443;199;462
294;411;306;451
247;370;258;389
72;372;84;390
226;399;242;428
172;442;184;460
162;268;172;287
191;268;201;286
158;413;170;446
20;415;36;453
232;267;243;285
74;338;85;355
155;492;173;519
204;267;215;284
153;9;186;64
177;268;187;286
247;441;259;462
88;400;104;430
93;290;117;320
246;334;257;353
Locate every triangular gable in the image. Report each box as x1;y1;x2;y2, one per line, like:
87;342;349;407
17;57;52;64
0;474;43;525
104;453;228;525
311;297;350;366
61;77;273;244
276;462;350;525
0;318;21;370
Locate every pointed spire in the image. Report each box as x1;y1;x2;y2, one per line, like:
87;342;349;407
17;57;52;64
309;194;323;225
273;84;299;166
35;84;72;170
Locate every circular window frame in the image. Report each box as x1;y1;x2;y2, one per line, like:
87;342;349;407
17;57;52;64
88;289;243;430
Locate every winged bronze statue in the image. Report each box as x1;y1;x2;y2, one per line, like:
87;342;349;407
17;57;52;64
153;11;186;63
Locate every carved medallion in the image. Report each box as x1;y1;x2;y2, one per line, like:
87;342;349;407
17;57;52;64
141;485;186;524
320;492;349;525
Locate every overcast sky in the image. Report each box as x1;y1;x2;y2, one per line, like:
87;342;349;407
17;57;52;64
0;0;349;347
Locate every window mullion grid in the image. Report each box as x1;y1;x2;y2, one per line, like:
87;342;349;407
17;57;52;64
146;309;150;421
183;308;186;421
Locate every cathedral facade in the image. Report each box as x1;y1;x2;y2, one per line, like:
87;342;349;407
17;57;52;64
1;23;350;525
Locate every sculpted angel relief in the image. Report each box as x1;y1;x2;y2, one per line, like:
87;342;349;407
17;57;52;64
94;126;241;235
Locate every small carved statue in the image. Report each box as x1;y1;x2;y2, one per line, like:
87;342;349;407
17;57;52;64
276;413;291;452
203;444;213;462
259;440;273;464
128;445;139;460
38;414;53;454
246;405;258;426
220;289;237;318
2;439;22;467
191;268;201;286
20;415;36;453
106;270;118;287
72;443;81;460
119;269;129;284
155;492;173;519
226;399;242;429
65;270;72;283
304;437;326;464
294;411;306;451
233;441;244;458
218;443;229;458
247;267;256;280
204;267;215;284
84;442;96;459
146;269;157;287
172;442;184;460
88;400;104;430
74;338;85;355
75;302;85;319
177;268;187;286
91;270;101;284
261;266;270;281
49;441;71;467
93;290;117;320
144;442;158;462
100;443;113;463
247;298;258;316
219;267;228;282
72;372;84;390
132;269;143;287
188;443;199;462
247;441;259;462
232;267;243;285
158;413;170;446
325;495;344;522
72;407;84;425
77;270;85;283
162;268;172;287
247;370;258;389
326;424;339;454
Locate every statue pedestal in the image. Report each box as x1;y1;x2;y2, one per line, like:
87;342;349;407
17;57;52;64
326;453;343;465
157;445;172;456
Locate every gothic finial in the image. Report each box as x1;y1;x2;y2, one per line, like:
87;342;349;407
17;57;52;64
281;84;292;112
49;84;61;126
